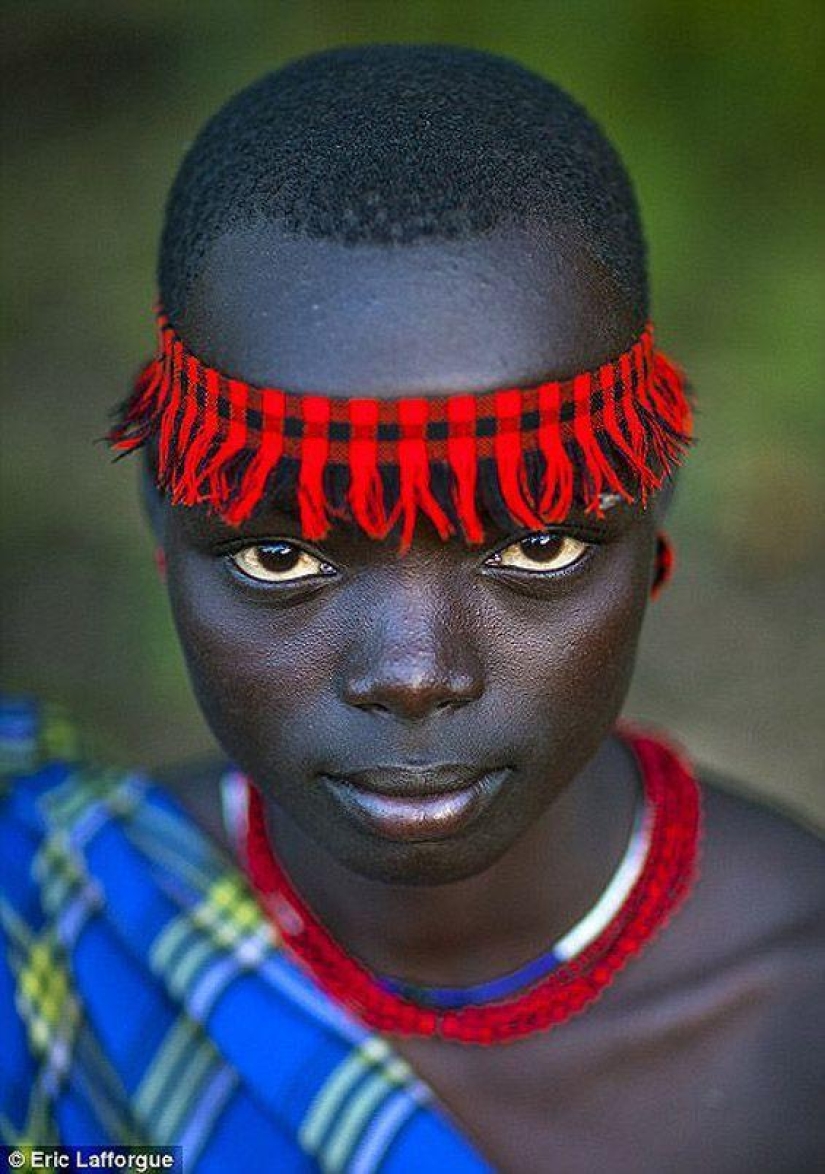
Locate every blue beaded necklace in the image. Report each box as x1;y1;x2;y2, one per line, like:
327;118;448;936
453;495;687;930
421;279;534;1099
375;799;651;1008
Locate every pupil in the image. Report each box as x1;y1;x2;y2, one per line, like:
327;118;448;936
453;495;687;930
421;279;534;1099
258;543;300;572
521;534;563;562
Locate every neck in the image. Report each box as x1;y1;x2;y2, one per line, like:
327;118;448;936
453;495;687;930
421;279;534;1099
263;733;640;986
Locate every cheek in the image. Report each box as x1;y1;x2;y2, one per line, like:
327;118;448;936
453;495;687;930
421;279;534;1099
166;528;651;798
556;568;646;708
489;544;650;770
165;553;338;769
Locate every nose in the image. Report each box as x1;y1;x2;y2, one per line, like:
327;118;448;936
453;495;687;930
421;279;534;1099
340;587;484;721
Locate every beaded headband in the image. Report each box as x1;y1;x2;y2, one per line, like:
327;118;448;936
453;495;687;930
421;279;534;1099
110;309;692;547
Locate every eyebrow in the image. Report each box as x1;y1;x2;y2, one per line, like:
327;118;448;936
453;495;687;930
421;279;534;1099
175;487;640;555
175;502;302;542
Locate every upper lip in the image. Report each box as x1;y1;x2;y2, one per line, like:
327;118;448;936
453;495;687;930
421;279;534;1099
323;764;499;799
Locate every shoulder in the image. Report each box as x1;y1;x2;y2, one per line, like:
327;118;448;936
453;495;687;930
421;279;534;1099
0;697;232;933
623;729;824;985
696;772;824;945
620;757;825;1164
618;734;825;998
649;763;825;993
698;777;825;1158
690;773;825;1053
683;772;825;1026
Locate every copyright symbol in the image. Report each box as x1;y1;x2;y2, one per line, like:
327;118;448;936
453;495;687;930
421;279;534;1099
8;1153;25;1170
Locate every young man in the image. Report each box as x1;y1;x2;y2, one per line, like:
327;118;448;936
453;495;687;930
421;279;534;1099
2;46;823;1173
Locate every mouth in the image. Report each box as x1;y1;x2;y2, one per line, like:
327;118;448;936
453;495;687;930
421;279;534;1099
320;764;511;842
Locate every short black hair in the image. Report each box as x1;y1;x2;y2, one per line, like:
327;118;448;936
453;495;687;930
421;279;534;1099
159;44;648;324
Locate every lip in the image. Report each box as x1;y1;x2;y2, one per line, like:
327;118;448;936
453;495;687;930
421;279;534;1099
321;765;510;842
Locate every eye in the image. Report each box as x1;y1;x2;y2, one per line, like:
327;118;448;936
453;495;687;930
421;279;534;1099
228;541;335;584
485;532;591;574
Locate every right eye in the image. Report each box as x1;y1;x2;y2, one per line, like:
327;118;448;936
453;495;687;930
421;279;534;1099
484;531;592;575
229;541;335;584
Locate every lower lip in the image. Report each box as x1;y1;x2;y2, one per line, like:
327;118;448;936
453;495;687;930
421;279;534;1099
323;769;509;842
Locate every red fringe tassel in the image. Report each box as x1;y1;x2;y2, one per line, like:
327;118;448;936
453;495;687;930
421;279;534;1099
175;367;221;504
222;390;285;526
394;399;453;551
298;396;331;540
493;390;544;530
537;382;574;521
572;372;631;511
109;311;693;543
347;400;389;539
446;396;485;544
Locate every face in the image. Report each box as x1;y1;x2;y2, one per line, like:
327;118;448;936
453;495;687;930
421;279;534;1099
160;222;658;885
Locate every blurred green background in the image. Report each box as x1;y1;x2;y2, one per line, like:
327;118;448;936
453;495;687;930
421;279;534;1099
2;1;823;821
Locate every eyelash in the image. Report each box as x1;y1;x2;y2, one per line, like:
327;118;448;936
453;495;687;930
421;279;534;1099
220;526;605;589
484;531;598;577
223;540;334;587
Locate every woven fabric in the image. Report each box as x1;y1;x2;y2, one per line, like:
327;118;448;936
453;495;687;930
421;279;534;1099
0;699;491;1171
110;310;692;545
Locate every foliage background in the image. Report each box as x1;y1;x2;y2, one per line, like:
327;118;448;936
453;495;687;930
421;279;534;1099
2;1;823;821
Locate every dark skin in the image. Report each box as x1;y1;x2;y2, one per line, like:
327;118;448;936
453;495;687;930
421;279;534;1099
152;222;825;1172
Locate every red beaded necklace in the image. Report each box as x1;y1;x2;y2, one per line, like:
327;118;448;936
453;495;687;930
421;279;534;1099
241;730;701;1045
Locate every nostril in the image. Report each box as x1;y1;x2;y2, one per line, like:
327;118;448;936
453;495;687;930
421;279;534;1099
342;671;481;720
341;647;484;720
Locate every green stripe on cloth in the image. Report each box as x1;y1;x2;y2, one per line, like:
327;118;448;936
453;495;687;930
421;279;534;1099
41;769;141;830
300;1037;393;1152
325;1069;403;1173
125;818;219;896
35;833;102;924
0;704;80;779
1;1094;60;1148
131;798;221;864
2;901;138;1146
135;1018;227;1144
150;874;274;999
300;1034;417;1167
17;936;80;1055
68;1030;140;1144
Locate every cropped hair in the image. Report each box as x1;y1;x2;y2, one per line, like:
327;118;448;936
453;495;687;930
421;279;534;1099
159;44;648;322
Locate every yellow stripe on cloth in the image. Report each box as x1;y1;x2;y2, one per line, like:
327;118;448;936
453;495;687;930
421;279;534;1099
18;938;79;1052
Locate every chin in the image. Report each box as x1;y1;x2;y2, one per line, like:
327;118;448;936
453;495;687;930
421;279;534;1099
329;829;513;887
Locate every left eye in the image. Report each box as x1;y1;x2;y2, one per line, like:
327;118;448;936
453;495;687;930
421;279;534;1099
229;541;334;583
485;532;591;574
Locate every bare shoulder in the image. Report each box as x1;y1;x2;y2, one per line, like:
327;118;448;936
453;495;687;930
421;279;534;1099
623;766;824;1008
697;773;825;942
655;771;825;992
614;772;825;1167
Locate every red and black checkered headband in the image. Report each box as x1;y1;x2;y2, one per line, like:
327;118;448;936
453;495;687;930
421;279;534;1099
110;309;692;548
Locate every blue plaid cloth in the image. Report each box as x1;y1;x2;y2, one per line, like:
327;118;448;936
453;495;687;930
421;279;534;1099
0;698;490;1172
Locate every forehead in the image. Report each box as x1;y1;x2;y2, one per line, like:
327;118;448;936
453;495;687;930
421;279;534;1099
178;222;640;397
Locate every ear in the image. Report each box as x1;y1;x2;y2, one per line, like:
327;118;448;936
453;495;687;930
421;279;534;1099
653;472;677;523
140;448;167;544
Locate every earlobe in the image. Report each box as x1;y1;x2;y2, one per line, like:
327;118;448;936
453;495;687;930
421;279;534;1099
651;532;675;600
139;450;166;542
139;451;169;581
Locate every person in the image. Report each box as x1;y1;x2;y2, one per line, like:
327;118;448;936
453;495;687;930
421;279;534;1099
1;45;823;1174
